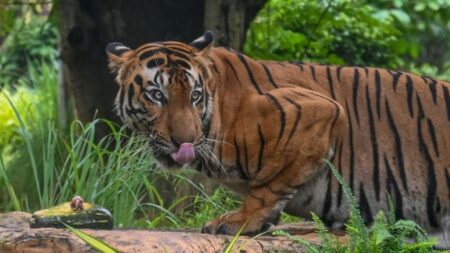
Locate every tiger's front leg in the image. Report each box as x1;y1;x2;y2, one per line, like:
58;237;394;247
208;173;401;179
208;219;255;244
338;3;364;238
202;87;346;235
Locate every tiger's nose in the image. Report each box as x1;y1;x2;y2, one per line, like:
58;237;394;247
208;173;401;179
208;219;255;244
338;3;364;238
170;135;196;147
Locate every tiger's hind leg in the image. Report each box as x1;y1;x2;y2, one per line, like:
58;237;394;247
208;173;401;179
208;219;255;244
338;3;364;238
433;215;450;250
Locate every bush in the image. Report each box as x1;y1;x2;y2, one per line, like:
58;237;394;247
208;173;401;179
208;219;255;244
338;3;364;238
245;0;402;67
245;0;450;78
0;9;57;86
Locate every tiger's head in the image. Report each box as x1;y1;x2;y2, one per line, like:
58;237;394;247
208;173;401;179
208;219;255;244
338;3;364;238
106;32;215;169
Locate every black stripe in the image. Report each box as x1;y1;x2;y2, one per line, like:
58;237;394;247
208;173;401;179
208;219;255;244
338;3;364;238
125;83;147;118
118;86;126;117
290;61;304;71
291;90;313;100
248;191;265;207
134;75;143;87
283;97;302;142
153;70;161;84
388;70;402;91
416;99;438;227
147;58;165;69
211;62;220;74
417;94;425;118
374;70;382;119
140;47;191;62
406;75;414;117
322;169;332;217
336;140;344;207
426;118;439;157
165;45;192;55
139;49;160;61
366;85;380;201
385;99;409;191
164;48;191;61
363;67;369;80
236;53;263;94
146;81;159;88
266;94;286;145
443;85;450;121
326;66;336;99
384;156;404;219
445;168;450;201
345;101;355;191
352;68;361;126
243;137;251;178
427;78;438;104
257;125;265;173
127;84;135;109
234;136;249;180
261;63;279;88
174;59;191;69
202;111;212;139
224;58;241;83
359;183;373;224
310;65;317;81
328;102;341;142
336;66;343;82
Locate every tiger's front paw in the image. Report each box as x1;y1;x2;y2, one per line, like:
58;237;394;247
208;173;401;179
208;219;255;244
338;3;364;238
200;211;272;235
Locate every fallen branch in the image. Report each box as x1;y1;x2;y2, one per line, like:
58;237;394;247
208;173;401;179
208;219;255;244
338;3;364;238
0;212;345;253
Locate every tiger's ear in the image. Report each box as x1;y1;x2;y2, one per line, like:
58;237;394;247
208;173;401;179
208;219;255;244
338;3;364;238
190;31;214;52
105;42;132;72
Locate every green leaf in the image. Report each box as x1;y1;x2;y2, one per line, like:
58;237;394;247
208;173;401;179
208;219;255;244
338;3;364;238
63;222;119;253
414;3;426;11
390;9;411;25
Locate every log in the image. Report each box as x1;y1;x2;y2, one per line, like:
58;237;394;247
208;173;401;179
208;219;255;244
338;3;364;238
0;212;346;253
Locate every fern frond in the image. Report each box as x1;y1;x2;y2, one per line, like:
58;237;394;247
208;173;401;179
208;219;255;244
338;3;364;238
325;160;370;252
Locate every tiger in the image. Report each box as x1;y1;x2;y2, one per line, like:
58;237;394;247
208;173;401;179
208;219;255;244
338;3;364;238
106;31;450;248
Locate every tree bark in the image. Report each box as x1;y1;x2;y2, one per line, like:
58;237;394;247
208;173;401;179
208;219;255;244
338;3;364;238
204;0;267;50
0;212;348;253
58;0;267;137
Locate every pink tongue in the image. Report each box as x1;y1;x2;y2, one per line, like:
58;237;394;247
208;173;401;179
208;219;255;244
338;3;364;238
170;143;195;165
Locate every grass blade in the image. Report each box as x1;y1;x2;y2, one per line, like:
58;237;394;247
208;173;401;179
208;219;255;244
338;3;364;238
63;222;119;253
224;221;248;253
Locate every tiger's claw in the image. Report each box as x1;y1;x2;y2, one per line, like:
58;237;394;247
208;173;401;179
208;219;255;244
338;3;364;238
201;211;272;235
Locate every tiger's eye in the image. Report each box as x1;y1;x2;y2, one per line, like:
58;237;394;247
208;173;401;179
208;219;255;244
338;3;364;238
154;91;162;99
148;90;164;102
191;91;202;102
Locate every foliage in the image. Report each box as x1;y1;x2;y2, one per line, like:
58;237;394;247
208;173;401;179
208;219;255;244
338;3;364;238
0;2;57;86
245;0;450;80
273;162;437;253
245;0;402;67
371;0;450;68
0;62;59;207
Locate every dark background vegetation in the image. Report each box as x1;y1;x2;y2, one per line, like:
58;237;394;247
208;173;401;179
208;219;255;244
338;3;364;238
0;0;449;245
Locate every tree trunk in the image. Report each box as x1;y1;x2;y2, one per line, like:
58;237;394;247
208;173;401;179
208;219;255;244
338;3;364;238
58;0;267;137
204;0;267;50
